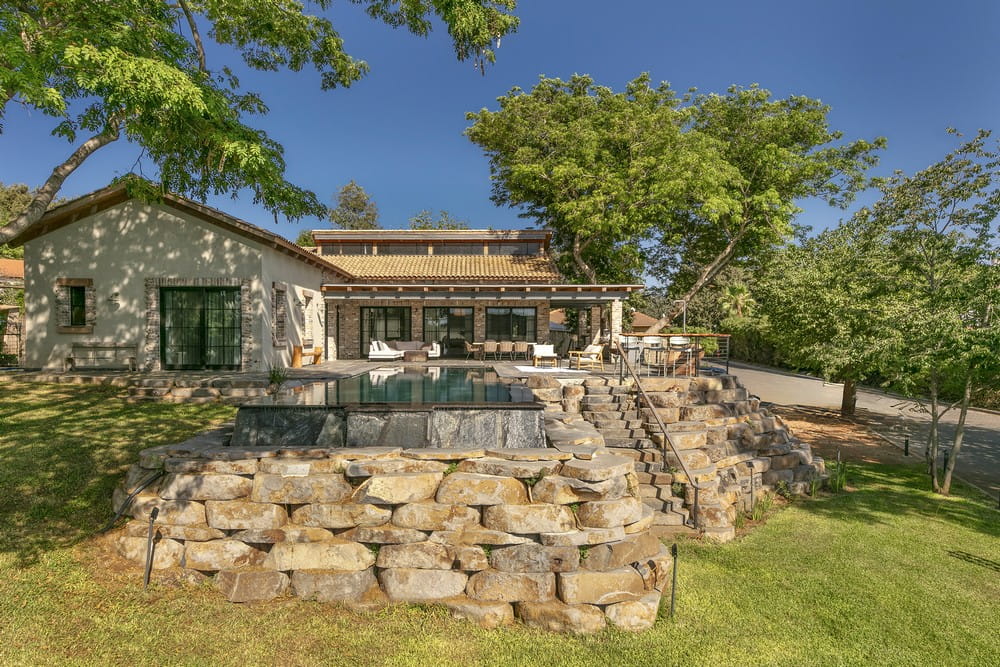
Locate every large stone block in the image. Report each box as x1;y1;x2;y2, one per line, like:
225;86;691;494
580;533;661;571
436;473;528;506
205;500;287;530
441;597;514;629
158;473;252;501
122;521;224;542
391;502;480;531
531;475;630;504
482;504;575;534
560;454;634;482
558;567;645;605
634;546;673;592
119;489;207;526
376;542;452;569
447;545;489;571
379;568;469;601
291;503;391;529
345;458;448;477
115;535;184;568
340;526;427;544
646;391;686;408
264;540;375;571
184;539;265;571
515;600;606;634
769;453;801;470
539;527;626;546
250;474;351;504
576;497;645;528
429;528;533;547
466;570;556;602
164;458;258;475
291;568;376;602
490;544;579;573
229;526;333;544
605;592;661;631
638;377;690;393
356;472;443;505
215;569;289;603
457;457;562;479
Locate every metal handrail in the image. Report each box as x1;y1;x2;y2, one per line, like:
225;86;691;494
613;340;709;528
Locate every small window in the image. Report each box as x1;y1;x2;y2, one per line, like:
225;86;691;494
432;243;485;255
321;243;372;255
272;284;287;343
69;286;86;326
377;243;429;255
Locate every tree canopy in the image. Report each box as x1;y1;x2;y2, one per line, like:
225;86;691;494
0;0;520;243
329;180;381;230
408;209;469;230
466;75;883;321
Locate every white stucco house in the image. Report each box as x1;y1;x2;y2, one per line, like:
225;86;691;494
10;183;334;371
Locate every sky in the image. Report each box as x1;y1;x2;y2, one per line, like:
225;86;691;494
2;0;999;242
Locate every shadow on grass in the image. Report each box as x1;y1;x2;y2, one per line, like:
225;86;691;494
795;461;1000;540
0;382;235;567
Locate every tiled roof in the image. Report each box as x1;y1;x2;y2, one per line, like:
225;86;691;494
324;254;563;282
0;258;24;279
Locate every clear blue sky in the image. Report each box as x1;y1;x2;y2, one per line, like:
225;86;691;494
2;0;999;241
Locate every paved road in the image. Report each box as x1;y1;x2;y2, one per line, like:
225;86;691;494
723;362;1000;497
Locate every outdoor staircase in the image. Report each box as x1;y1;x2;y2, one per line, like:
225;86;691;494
579;379;695;538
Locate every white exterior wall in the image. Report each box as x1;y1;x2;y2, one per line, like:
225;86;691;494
260;248;328;368
23;200;324;370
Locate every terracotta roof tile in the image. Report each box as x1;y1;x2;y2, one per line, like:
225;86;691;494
0;258;24;279
324;254;562;282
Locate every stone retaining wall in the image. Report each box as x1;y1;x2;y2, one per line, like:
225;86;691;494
114;438;671;633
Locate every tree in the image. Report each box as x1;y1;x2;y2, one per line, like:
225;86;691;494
0;183;32;258
466;76;883;326
755;222;902;417
329;181;381;230
863;130;1000;494
295;229;316;247
0;1;520;243
408;209;469;230
719;283;756;319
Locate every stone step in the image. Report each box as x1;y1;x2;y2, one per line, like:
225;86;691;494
651;510;688;527
649;524;698;539
580;394;615;404
587;418;644;430
601;437;655;449
584;385;613;394
595;428;646;439
582;410;641;422
635;471;674;486
632;460;662;474
643;496;686;514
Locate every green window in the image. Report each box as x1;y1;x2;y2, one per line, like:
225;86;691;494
160;287;241;370
69;286;86;326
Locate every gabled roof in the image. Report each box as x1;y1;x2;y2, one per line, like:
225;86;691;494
7;183;342;275
323;254;562;282
0;258;24;279
312;229;551;243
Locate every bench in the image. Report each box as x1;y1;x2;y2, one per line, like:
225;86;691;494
66;343;138;371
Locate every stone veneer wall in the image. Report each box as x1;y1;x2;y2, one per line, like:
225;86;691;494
114;437;670;633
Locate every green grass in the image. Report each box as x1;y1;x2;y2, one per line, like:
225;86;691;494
1;382;998;666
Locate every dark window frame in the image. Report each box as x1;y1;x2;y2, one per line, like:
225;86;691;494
69;285;86;327
361;306;412;356
485;306;537;341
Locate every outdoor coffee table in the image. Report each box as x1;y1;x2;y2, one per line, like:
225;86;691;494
403;350;428;362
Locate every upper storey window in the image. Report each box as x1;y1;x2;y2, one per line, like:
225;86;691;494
487;242;541;256
377;243;430;255
322;243;372;255
432;243;484;255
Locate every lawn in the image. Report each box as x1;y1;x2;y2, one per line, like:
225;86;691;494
0;382;997;666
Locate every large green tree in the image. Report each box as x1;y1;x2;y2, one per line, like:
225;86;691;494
408;209;469;229
329;180;381;230
466;76;883;326
864;130;1000;494
0;0;519;243
0;182;31;258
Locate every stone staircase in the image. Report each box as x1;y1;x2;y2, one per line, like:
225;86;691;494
578;378;693;538
577;374;826;543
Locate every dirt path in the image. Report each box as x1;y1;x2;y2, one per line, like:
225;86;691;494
773;405;915;467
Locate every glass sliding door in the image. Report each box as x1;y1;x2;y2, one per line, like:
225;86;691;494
423;306;474;356
361;307;411;357
161;287;242;369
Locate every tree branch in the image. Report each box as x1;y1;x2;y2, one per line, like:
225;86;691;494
178;0;207;73
571;233;597;283
1;119;121;242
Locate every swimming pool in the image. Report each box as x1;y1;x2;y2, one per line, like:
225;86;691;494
232;366;544;449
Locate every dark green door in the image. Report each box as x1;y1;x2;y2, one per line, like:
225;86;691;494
161;287;241;369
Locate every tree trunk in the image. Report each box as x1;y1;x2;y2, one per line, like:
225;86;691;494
0;121;121;241
646;229;746;333
571;233;597;284
926;374;941;492
940;373;972;495
840;378;857;418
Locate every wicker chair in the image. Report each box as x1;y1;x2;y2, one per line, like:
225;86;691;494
498;340;514;360
568;344;605;371
513;340;530;360
482;340;499;360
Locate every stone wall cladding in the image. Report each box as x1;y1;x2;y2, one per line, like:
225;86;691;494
327;299;551;360
143;278;253;371
115;438;669;633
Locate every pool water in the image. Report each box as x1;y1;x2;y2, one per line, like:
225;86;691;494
326;366;514;404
